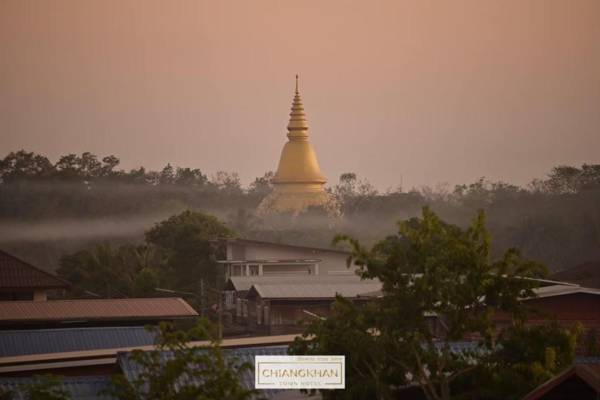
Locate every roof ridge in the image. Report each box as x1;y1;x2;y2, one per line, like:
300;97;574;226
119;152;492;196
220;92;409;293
0;326;149;334
217;238;351;254
0;297;184;305
0;249;70;287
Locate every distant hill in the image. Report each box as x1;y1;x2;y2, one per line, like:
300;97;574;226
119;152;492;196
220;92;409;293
551;261;600;289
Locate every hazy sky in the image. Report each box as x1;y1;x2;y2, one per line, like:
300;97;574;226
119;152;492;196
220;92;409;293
1;0;599;190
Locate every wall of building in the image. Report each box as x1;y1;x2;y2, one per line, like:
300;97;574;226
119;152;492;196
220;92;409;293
230;242;354;275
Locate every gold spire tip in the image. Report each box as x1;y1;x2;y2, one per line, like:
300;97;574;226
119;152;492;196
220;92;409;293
295;74;299;93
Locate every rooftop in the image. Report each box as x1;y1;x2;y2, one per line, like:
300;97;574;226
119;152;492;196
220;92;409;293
219;258;322;265
0;326;156;358
0;334;299;375
217;238;350;255
523;363;600;399
227;274;365;292
531;284;600;299
0;297;198;323
0;249;69;290
0;376;112;400
248;281;382;300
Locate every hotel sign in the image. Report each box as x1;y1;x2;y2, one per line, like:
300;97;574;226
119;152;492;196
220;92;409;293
255;355;345;389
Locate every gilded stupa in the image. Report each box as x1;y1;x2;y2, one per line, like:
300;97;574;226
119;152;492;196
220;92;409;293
258;76;336;215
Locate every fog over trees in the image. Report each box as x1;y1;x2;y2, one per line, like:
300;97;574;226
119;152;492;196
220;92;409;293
1;150;599;273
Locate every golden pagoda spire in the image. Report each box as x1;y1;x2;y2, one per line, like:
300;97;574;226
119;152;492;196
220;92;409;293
287;74;309;138
257;75;338;216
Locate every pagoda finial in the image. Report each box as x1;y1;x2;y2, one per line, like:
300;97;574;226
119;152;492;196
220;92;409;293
287;75;308;136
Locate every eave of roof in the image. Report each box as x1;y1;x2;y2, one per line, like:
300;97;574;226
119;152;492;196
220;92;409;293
0;297;198;323
523;364;600;399
218;259;322;264
248;281;382;299
226;274;365;291
530;285;600;300
215;238;351;255
0;334;301;373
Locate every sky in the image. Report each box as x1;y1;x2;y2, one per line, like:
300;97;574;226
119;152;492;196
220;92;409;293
1;0;599;190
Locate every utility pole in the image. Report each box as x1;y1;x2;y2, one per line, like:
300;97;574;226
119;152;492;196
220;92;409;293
155;284;223;341
199;279;204;318
205;286;223;341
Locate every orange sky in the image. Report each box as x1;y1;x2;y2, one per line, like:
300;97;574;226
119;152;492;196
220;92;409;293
1;0;599;189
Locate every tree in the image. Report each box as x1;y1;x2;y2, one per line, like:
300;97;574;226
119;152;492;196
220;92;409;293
247;172;274;199
100;155;121;177
175;168;208;187
145;211;235;298
0;150;53;183
460;323;580;399
542;164;600;194
58;212;235;302
210;171;242;195
332;172;378;215
104;320;259;400
57;244;160;299
290;208;577;400
17;375;71;400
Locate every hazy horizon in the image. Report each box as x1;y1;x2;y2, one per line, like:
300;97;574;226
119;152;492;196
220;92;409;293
2;0;599;190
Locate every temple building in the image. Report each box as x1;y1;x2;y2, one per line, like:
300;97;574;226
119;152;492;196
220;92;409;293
258;76;337;215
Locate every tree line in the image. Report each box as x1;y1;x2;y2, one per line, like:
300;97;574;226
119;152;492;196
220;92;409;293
1;150;599;272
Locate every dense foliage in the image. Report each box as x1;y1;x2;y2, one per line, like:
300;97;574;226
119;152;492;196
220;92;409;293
57;210;232;306
290;209;579;400
1;150;599;272
104;320;259;400
0;375;71;400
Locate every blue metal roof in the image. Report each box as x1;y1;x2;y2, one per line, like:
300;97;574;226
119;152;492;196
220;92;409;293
0;326;156;358
0;376;113;400
576;356;600;364
118;345;290;399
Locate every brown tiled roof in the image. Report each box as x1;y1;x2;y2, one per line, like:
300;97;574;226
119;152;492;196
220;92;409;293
0;250;69;289
0;297;198;323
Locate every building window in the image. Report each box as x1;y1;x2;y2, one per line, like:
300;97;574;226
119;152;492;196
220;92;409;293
249;265;259;276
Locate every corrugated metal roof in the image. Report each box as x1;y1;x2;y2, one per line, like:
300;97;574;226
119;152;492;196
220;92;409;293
0;297;198;323
118;345;290;399
220;259;322;265
250;281;382;299
218;238;351;254
532;284;600;299
0;376;112;400
0;249;69;289
227;274;367;292
0;327;156;358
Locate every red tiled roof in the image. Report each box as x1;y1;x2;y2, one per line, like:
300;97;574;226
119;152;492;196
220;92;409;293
0;250;69;289
0;297;198;323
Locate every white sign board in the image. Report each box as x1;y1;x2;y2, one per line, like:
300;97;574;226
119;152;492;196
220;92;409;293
255;355;345;389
